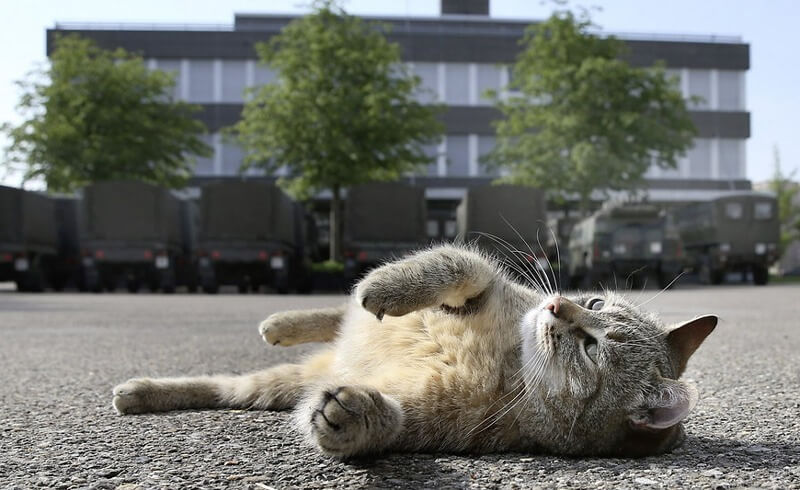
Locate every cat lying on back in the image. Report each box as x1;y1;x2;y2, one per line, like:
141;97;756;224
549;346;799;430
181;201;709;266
112;245;716;458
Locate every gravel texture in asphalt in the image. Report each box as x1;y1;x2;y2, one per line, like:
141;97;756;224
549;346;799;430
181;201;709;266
1;285;799;489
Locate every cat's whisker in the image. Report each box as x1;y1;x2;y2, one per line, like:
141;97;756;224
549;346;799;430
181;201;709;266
635;271;687;309
535;227;560;294
472;232;547;293
497;216;556;296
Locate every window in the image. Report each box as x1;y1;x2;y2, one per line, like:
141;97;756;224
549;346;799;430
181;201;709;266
221;60;247;103
188;60;214;103
419;143;440;176
476;64;500;105
754;202;773;220
158;59;182;100
687;139;711;178
413;63;438;104
253;65;276;86
687;69;711;109
445;63;470;105
221;142;246;175
194;134;215;175
444;220;457;238
725;202;743;220
718;71;743;111
445;135;469;176
426;220;439;238
718;139;743;179
477;135;496;176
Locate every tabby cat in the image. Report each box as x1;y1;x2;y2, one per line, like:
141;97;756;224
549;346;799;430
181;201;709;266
112;245;716;458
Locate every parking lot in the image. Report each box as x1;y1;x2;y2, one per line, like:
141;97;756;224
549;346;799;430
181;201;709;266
1;284;799;489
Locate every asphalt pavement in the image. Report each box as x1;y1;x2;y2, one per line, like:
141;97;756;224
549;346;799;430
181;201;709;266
1;285;799;489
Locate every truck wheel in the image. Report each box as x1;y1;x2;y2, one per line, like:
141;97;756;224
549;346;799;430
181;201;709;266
126;276;140;293
753;265;769;285
237;277;250;294
710;268;725;285
202;281;219;294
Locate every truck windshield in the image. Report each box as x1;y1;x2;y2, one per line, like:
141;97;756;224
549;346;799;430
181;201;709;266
754;202;773;220
724;202;743;220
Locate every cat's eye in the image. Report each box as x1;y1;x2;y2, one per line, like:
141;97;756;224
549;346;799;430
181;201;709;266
584;335;599;363
586;298;605;311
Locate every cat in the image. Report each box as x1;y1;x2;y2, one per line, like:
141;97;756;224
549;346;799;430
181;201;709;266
112;244;716;458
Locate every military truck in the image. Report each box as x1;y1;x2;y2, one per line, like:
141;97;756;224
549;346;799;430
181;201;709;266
342;183;428;285
0;186;59;291
456;185;550;285
567;202;684;290
670;192;779;285
79;181;187;293
195;181;313;294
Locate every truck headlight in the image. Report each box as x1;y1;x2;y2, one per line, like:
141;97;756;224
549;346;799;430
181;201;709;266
755;243;766;255
155;256;170;269
719;243;731;253
14;258;29;272
270;256;286;269
650;241;662;254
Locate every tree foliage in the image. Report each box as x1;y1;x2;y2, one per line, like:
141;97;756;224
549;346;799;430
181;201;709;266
486;10;697;211
768;146;800;256
230;0;443;259
2;35;211;191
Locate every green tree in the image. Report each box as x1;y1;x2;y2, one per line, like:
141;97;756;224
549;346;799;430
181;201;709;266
231;0;443;261
486;9;696;212
768;145;800;256
2;35;211;191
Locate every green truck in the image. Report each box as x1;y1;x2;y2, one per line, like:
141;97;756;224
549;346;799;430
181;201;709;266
670;192;779;285
567;202;684;290
456;185;550;286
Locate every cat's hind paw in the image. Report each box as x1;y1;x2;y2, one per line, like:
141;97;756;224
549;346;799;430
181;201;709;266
303;386;402;458
112;378;156;415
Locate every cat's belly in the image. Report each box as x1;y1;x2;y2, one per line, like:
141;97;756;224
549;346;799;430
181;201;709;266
331;301;516;398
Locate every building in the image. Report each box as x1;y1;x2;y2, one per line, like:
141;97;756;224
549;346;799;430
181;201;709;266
48;0;751;236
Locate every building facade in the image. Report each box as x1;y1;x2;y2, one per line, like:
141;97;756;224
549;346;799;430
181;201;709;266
47;1;751;205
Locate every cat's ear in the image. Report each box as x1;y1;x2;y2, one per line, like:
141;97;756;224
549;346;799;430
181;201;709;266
630;378;698;430
665;315;717;376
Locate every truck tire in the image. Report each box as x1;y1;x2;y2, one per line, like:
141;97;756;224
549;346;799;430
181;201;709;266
753;265;769;285
237;277;250;294
202;280;219;294
710;268;725;285
126;276;140;293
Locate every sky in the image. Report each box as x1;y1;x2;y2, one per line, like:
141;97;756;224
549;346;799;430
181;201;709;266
1;0;798;188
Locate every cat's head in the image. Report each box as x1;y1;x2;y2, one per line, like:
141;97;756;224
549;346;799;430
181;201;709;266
518;291;716;457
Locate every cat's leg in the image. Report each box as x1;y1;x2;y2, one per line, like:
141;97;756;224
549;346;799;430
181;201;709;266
259;305;345;346
296;385;404;458
113;352;333;414
356;245;499;320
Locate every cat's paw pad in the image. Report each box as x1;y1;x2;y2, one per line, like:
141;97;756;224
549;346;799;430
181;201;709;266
112;378;155;415
258;313;299;347
309;386;384;457
355;269;420;320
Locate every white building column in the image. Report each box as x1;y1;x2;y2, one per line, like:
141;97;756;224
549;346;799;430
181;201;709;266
213;133;223;175
468;63;478;105
437;137;447;176
710;138;720;179
710;69;719;110
179;59;190;100
468;134;479;176
245;60;255;88
499;65;509;101
212;59;222;102
437;63;447;103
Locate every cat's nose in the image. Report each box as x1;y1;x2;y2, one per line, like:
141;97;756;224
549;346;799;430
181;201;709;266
546;296;561;317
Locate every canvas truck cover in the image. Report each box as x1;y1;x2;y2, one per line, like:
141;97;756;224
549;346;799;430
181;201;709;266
198;181;297;245
344;183;427;244
457;185;547;249
80;181;182;246
0;185;58;251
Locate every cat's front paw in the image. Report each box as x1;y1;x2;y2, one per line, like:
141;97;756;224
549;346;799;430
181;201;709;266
356;268;426;320
307;386;400;458
112;378;156;415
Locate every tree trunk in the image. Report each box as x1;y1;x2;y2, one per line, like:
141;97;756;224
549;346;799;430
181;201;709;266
329;184;341;262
